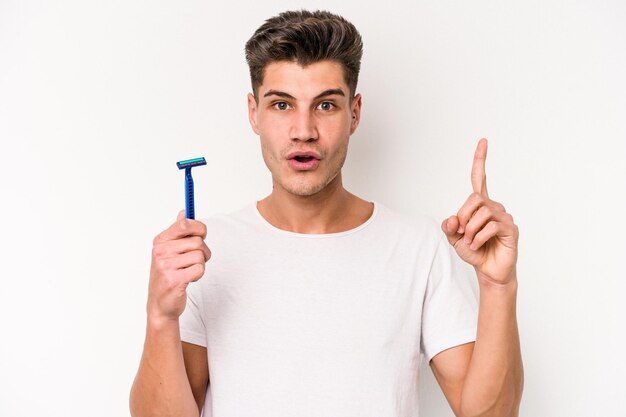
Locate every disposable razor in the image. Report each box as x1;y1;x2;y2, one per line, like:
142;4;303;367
176;157;206;220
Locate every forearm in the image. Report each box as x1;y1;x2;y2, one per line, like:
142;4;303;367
130;318;200;417
460;276;524;417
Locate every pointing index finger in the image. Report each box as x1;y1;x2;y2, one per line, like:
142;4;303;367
471;138;489;196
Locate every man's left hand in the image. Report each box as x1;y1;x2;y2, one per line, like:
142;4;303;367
442;138;519;287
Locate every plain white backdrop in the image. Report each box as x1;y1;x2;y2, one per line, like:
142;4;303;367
1;0;625;416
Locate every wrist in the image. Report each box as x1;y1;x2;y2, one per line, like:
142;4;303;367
146;310;181;332
477;271;518;293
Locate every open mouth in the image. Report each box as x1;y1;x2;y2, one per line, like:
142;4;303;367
288;154;320;171
293;155;316;162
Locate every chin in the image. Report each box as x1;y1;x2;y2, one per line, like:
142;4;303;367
284;183;325;197
283;173;340;197
271;165;341;197
274;175;325;197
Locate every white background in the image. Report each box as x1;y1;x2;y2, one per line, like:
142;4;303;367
1;1;625;416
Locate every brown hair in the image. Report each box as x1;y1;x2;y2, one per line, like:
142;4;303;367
245;10;363;101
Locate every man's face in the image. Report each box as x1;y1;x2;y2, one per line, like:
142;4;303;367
247;60;361;197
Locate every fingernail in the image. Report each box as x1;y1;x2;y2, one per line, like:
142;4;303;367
457;226;464;234
464;236;471;245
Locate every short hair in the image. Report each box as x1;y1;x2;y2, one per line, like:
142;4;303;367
244;10;363;100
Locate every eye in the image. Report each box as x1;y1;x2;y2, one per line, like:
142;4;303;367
317;101;335;111
272;101;290;111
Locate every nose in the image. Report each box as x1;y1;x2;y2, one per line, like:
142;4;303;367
290;108;318;142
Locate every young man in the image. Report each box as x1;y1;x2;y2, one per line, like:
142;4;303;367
130;10;523;417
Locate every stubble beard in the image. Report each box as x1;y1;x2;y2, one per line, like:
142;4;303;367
265;143;349;197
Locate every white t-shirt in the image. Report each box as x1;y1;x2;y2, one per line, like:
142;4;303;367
180;201;478;417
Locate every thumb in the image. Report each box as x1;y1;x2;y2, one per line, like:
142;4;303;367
441;215;463;245
177;209;186;221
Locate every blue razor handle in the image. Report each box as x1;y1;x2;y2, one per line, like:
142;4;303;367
176;157;207;219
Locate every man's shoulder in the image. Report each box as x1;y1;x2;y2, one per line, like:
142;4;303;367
196;203;258;237
374;202;442;239
199;202;255;222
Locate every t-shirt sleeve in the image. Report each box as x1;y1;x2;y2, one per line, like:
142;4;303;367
179;282;207;347
420;235;478;364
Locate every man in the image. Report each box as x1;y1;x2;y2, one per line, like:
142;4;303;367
130;10;523;417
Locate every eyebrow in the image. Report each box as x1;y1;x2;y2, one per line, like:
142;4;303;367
263;88;346;100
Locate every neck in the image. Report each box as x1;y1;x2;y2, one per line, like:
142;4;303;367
257;173;372;234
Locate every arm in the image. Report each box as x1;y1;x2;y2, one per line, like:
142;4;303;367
129;210;211;417
183;342;210;411
430;278;523;417
434;139;524;416
130;319;203;417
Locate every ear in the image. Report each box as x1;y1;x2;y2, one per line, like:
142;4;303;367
247;93;260;135
349;93;362;135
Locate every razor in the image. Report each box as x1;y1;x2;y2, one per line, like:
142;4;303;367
176;157;206;220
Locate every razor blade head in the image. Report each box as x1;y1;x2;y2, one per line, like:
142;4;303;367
177;157;207;169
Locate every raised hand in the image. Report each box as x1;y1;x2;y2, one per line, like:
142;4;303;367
147;210;212;323
441;138;519;286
